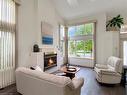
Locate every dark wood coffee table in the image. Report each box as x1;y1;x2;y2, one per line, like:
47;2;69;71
59;66;80;79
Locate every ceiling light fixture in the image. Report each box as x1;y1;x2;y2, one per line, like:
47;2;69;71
67;0;78;7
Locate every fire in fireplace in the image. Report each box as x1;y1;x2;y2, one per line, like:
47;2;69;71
44;52;57;71
49;58;54;65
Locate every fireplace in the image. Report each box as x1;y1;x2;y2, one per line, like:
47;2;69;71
44;52;57;71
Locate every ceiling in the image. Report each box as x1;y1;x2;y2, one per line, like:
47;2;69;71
51;0;127;20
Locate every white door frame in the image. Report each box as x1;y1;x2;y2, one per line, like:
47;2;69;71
120;38;127;65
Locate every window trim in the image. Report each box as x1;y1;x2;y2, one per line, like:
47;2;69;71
69;35;93;41
68;56;94;60
67;20;97;27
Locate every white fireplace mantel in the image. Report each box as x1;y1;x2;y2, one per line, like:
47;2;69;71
30;52;44;71
30;52;64;72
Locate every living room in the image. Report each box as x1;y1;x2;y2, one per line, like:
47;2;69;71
0;0;127;95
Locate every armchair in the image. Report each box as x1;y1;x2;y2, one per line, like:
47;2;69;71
94;56;122;84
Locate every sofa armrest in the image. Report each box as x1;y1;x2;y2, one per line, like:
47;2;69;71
99;69;121;76
69;78;84;90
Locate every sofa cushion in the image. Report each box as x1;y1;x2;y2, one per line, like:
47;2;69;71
107;56;122;73
107;56;120;67
35;66;43;72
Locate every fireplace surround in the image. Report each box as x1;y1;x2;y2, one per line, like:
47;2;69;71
44;52;57;71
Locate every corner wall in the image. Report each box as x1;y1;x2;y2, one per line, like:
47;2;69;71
17;0;37;67
37;0;63;48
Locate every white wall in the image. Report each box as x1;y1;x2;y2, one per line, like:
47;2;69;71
17;0;37;67
17;0;64;67
66;13;119;66
36;0;65;70
37;0;64;48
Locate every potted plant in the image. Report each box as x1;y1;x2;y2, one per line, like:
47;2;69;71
106;14;124;31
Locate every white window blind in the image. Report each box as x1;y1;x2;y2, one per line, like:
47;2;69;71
0;0;16;88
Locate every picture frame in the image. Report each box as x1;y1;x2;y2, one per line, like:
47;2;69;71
41;21;53;45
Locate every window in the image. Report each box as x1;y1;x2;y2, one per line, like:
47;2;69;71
0;0;15;24
0;0;16;69
58;25;65;56
0;0;17;88
68;23;94;59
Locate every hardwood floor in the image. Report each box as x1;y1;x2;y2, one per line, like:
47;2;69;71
76;67;126;95
0;84;20;95
0;67;126;95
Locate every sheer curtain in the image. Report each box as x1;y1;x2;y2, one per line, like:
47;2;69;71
0;0;16;88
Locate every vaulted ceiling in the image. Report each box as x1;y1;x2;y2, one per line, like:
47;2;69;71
52;0;127;20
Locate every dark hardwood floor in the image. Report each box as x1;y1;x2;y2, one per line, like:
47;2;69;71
0;84;20;95
0;67;126;95
76;67;126;95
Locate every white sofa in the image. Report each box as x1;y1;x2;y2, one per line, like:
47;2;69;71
16;67;84;95
94;56;122;84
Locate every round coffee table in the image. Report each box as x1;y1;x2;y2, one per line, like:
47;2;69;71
59;66;80;79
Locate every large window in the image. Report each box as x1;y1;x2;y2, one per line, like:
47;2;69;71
0;0;17;88
68;23;94;58
0;0;16;69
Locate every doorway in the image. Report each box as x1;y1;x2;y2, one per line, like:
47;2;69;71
120;40;127;66
123;41;127;66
